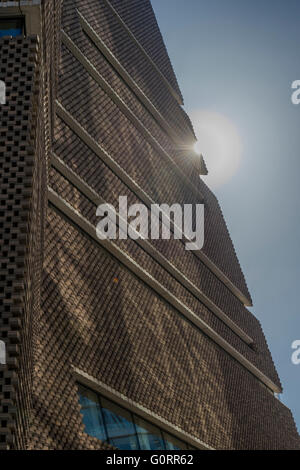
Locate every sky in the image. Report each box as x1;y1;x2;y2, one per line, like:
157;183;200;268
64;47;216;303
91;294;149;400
151;0;300;431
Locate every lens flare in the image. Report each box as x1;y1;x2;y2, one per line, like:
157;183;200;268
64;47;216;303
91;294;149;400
193;141;202;155
189;110;242;189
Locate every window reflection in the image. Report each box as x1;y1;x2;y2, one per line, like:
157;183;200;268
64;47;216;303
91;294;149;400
78;385;106;442
134;416;165;450
101;398;139;450
78;384;195;450
163;432;187;450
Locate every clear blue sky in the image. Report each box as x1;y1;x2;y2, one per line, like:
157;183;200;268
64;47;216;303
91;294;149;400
151;0;300;431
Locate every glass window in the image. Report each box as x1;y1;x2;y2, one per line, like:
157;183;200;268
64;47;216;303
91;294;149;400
78;385;107;442
101;398;139;450
77;384;195;450
134;416;165;450
163;432;188;450
0;17;24;38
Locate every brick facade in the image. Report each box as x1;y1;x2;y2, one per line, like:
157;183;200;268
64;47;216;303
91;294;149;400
0;0;299;450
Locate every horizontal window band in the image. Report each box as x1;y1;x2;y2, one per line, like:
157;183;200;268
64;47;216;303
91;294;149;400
55;100;252;308
51;152;253;346
196;251;252;307
77;10;181;145
101;0;184;107
72;366;213;450
60;29;203;203
48;187;281;394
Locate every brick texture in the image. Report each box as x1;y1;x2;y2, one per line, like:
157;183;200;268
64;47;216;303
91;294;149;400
109;0;183;104
0;0;299;450
0;35;41;450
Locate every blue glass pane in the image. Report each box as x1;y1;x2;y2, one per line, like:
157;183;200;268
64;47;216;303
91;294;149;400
134;416;165;450
78;386;107;442
109;436;140;450
77;385;192;450
101;398;139;450
163;432;187;450
0;28;22;37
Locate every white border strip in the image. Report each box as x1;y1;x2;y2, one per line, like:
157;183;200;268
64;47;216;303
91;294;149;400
48;187;281;394
72;366;214;450
51;152;253;345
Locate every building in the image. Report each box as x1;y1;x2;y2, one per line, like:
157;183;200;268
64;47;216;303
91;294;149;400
0;0;299;450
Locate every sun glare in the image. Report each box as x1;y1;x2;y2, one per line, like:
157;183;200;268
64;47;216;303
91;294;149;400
193;141;202;155
190;110;242;189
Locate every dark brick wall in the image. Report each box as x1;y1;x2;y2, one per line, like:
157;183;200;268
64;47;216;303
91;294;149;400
48;164;280;385
62;0;194;142
109;0;183;103
58;0;252;302
51;119;259;357
34;208;299;450
0;0;61;450
0;0;299;450
0;35;41;450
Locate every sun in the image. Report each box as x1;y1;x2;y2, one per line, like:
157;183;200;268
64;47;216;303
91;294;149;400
190;110;242;189
193;141;202;155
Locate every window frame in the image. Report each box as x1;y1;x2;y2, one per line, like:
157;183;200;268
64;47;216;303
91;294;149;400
0;16;25;38
77;383;194;450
